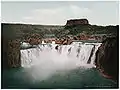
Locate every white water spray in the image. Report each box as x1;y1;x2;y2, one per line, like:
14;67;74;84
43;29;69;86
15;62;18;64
20;41;101;81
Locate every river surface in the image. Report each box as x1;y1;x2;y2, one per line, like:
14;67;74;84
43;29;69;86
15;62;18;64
2;67;118;89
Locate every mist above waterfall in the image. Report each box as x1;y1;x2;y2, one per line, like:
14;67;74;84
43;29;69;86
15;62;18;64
20;42;101;81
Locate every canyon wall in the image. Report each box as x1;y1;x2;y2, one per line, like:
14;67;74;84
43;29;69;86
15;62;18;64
95;37;118;80
2;24;21;69
2;38;21;69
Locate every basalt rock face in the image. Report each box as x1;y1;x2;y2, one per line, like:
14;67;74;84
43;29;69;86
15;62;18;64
95;37;118;80
66;19;89;26
7;40;21;68
2;24;21;69
2;39;21;69
26;33;41;45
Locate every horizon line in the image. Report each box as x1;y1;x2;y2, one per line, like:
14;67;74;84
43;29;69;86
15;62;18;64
1;22;118;26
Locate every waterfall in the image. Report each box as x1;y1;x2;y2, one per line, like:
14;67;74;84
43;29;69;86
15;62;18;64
20;42;102;81
20;42;101;68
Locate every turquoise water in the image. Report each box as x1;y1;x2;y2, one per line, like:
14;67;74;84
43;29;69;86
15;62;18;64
2;67;118;89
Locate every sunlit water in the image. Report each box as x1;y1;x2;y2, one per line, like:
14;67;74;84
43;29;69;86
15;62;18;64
2;42;118;89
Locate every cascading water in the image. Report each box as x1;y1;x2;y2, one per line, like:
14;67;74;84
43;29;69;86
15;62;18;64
20;41;102;81
21;42;101;68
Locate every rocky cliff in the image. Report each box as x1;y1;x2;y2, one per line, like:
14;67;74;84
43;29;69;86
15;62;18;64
2;24;21;69
66;19;89;26
7;40;21;68
2;39;21;69
95;37;118;81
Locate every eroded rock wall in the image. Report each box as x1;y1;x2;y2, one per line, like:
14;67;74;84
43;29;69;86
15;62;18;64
2;39;21;69
7;40;21;68
2;24;21;69
95;37;118;80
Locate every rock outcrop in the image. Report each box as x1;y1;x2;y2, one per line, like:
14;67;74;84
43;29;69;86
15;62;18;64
95;37;118;80
55;38;73;45
26;33;41;45
66;19;89;26
2;39;21;69
2;24;21;69
7;40;21;68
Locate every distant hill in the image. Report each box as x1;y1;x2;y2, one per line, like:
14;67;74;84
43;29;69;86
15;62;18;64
1;23;64;40
65;24;118;36
1;23;118;41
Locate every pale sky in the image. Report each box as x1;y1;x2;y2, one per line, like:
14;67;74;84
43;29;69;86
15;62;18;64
1;1;119;25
